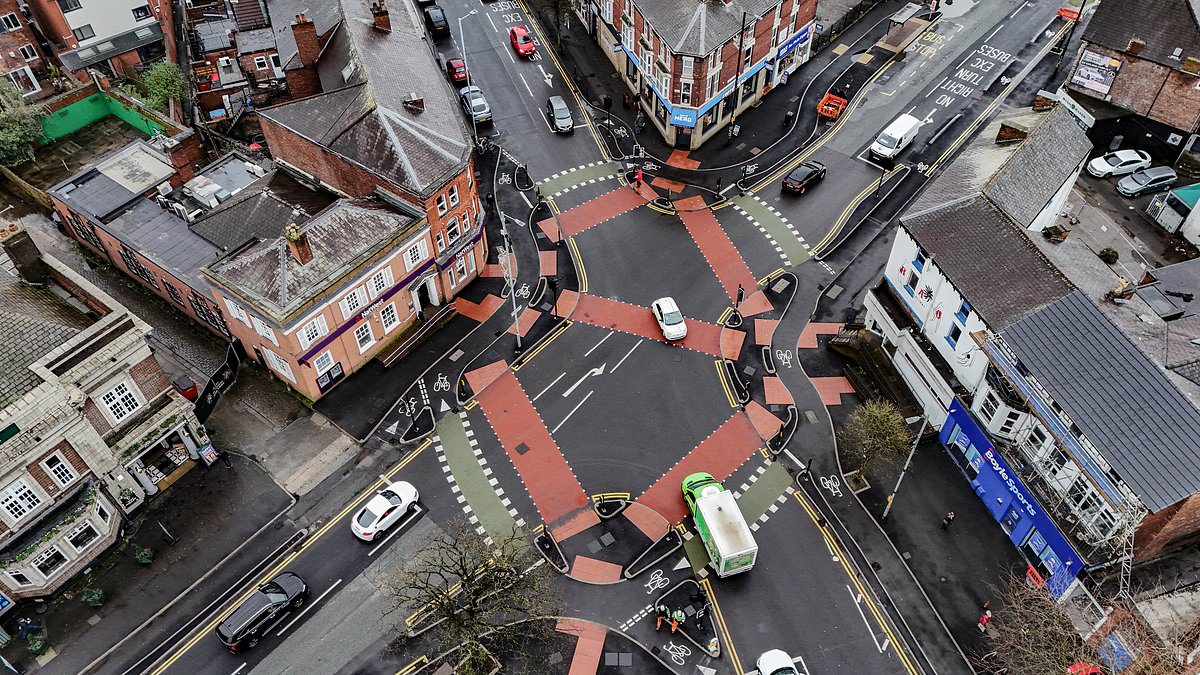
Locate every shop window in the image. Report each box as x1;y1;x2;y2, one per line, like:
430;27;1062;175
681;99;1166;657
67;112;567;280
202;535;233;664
312;351;334;375
455;257;467;283
0;479;40;521
368;267;394;299
42;455;77;487
298;315;328;349
354;323;375;352
101;382;142;423
32;546;67;579
381;303;399;333
66;522;99;552
6;571;31;587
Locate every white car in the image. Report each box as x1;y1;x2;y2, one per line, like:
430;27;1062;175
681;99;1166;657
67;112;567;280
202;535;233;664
756;649;805;675
1086;149;1151;178
351;481;419;541
651;297;687;340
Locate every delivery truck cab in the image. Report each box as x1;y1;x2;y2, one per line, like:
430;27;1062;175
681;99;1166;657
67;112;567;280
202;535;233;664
682;472;758;577
869;113;921;160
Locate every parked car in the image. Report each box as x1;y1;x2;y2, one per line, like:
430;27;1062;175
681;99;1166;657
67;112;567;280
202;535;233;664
445;57;469;84
509;25;536;57
651;297;687;341
424;5;450;39
1086;149;1152;178
755;649;805;675
781;161;826;194
351;481;419;541
1116;166;1177;197
546;95;573;133
215;572;308;653
459;85;492;125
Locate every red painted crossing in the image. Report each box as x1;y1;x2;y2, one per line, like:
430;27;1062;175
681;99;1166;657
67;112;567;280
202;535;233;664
537;185;648;242
572;294;743;359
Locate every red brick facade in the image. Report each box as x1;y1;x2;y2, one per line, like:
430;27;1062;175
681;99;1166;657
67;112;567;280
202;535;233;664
26;441;89;498
0;0;45;93
1135;492;1200;559
82;399;110;435
130;355;171;400
1073;42;1200;133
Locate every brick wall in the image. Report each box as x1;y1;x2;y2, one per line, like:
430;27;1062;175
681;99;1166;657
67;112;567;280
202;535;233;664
23;439;88;498
0;0;44;75
1135;493;1200;559
130;355;171;399
1148;69;1200;133
82;399;110;435
260;115;382;197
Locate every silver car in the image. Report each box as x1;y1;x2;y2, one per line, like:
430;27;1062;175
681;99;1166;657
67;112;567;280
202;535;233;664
459;85;492;125
1116;165;1177;197
546;95;574;133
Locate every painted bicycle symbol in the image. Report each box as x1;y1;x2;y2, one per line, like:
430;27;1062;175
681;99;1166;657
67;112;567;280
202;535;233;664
644;569;669;594
397;396;419;417
663;642;692;665
433;373;451;392
498;172;513;185
514;283;531;299
641;161;659;172
775;349;793;369
745;163;759;173
820;474;843;498
612;126;629;138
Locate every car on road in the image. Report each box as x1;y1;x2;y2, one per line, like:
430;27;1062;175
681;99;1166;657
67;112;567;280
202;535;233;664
755;649;806;675
651;297;687;340
781;161;826;194
424;5;450;39
1116;165;1177;197
459;85;492;125
446;57;468;84
351;481;419;541
215;571;308;653
509;25;536;57
1086;149;1152;178
546;95;573;133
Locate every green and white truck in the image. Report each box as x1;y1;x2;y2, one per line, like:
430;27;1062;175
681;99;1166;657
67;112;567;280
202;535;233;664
682;472;758;577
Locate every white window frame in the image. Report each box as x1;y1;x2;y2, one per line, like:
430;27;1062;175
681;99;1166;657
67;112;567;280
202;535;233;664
436;193;448;216
404;241;429;272
436;231;446;253
6;570;31;587
448;185;460;207
446;217;461;245
298;315;328;349
96;502;110;524
0;13;19;31
42;454;77;488
681;56;693;78
449;266;458;289
19;44;36;61
354;323;375;353
312;350;335;375
455;256;467;284
131;4;152;20
101;381;142;423
339;286;368;320
223;298;250;326
263;348;296;383
381;303;399;333
1;479;41;522
65;521;100;553
254;55;268;70
250;316;278;346
368;267;394;299
31;546;67;580
466;249;477;274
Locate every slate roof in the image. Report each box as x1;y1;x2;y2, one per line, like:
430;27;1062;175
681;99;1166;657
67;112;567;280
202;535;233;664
0;249;94;402
233;0;270;30
1002;290;1200;512
60;22;165;71
982;106;1094;227
902;195;1075;329
206;201;420;320
195;19;237;53
265;0;342;71
190;170;338;251
636;0;779;56
259;0;471;195
1082;0;1200;70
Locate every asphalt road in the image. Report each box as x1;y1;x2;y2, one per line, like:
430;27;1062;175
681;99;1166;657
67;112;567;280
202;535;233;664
128;0;1076;673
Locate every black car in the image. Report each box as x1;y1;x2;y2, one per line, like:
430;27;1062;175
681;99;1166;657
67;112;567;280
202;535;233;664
215;572;308;653
782;161;826;194
424;6;450;39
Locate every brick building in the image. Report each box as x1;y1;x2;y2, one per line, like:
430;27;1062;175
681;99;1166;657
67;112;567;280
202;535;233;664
577;0;817;149
1065;0;1200;162
0;223;204;603
26;0;176;80
0;0;48;98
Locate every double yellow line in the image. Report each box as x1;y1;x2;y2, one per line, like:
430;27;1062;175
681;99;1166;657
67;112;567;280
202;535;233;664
810;165;905;256
700;577;744;675
714;359;739;408
791;490;918;674
150;439;432;674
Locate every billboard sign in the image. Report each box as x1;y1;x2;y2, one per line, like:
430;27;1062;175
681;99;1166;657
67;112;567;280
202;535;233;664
1071;49;1121;96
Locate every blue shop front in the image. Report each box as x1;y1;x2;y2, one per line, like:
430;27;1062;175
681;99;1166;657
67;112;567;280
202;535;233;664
940;398;1083;598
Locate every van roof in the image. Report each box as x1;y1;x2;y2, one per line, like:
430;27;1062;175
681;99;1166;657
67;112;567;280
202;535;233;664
886;114;921;132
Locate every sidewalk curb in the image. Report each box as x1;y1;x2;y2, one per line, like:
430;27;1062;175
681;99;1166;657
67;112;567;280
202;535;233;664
79;496;301;674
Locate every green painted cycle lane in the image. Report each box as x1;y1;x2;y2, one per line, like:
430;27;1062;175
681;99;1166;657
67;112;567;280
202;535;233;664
435;412;520;540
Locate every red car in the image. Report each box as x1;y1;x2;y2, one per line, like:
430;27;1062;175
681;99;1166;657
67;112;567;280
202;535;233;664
445;57;468;84
509;26;536;57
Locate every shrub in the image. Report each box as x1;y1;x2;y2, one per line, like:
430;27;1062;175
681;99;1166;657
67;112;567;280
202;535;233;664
1099;247;1119;264
132;544;154;565
26;633;47;656
79;587;106;608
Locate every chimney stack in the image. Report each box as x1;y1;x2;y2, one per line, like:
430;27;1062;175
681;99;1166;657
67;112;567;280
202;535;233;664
284;223;313;265
371;1;391;32
0;223;49;286
292;13;319;67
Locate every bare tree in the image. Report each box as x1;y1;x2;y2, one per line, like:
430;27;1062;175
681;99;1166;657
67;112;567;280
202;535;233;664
388;520;561;674
838;399;914;473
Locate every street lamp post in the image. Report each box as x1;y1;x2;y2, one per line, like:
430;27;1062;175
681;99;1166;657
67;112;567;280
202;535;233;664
499;240;523;354
458;10;479;146
881;415;929;521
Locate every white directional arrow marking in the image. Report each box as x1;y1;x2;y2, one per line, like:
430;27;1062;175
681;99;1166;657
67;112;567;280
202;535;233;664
538;64;553;87
562;363;605;398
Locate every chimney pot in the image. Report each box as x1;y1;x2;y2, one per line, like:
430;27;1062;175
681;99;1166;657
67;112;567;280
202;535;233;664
371;1;391;32
0;223;50;286
285;224;313;265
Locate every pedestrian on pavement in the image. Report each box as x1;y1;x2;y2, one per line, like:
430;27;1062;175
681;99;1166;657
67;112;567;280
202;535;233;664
977;609;993;633
941;511;956;530
635;168;643;189
654;604;668;631
670;608;686;633
980;599;990;613
623;92;631;108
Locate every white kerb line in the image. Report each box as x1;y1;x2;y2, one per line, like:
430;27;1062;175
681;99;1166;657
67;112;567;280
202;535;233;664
369;506;424;557
611;340;642;373
230;663;248;675
276;579;343;636
584;331;613;356
532;372;567;401
552;390;594;433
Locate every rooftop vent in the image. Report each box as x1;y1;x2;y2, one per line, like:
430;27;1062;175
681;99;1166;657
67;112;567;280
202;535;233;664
403;92;425;113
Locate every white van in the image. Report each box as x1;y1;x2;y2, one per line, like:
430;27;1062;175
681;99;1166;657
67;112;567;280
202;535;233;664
869;114;921;160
